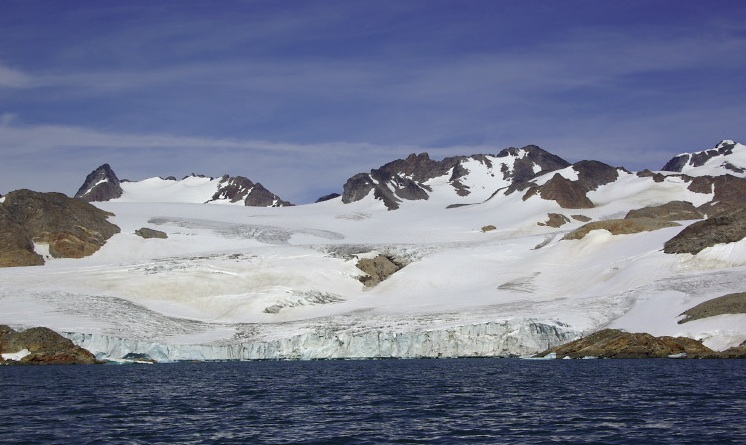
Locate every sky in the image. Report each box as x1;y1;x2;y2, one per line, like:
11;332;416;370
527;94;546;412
1;0;745;204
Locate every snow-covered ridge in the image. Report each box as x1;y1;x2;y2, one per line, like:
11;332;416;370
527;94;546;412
75;164;291;207
661;140;746;177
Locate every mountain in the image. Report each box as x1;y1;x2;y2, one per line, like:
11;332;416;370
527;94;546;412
76;165;292;207
341;145;570;209
661;140;746;177
75;163;123;202
1;141;745;362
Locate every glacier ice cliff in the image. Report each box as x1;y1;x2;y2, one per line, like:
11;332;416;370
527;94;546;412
64;319;581;362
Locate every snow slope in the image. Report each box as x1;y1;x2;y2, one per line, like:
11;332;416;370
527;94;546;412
1;150;745;361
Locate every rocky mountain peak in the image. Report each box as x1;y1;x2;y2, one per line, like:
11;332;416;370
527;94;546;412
340;145;572;210
74;163;123;202
661;140;745;175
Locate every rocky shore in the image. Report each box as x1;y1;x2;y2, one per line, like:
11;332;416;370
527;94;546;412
535;329;746;359
0;325;100;365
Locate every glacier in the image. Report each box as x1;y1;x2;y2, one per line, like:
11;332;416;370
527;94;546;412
65;319;580;362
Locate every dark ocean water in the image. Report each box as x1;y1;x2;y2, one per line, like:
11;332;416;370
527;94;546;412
1;359;744;444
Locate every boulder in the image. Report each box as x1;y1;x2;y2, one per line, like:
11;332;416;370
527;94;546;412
135;227;168;239
538;213;570;228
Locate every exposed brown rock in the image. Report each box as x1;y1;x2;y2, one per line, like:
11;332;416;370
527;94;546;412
538;213;570;228
481;225;497;232
0;325;99;365
0;189;120;265
0;206;44;267
571;214;592;222
637;169;666;182
524;174;594;209
699;175;746;215
537;328;715;359
356;254;404;287
563;218;679;240
135;227;168;239
625;201;703;221
663;207;746;254
679;292;746;324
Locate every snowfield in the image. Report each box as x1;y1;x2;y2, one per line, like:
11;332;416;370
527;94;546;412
1;154;745;361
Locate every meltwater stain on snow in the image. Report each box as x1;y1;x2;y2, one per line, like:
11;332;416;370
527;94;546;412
148;217;344;244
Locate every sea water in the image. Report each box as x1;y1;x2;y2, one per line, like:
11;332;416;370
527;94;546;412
1;359;744;444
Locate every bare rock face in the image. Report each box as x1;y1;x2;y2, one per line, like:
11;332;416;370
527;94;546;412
679;292;746;324
663;207;746;255
481;225;497;232
0;206;44;267
75;164;123;202
0;189;120;265
563;218;679;240
537;329;714;359
0;325;98;365
244;182;293;207
135;227;168;239
356;254;404;287
524;174;594;209
625;201;703;221
516;160;623;209
693;175;746;215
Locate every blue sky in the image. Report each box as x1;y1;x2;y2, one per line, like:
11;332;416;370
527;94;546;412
1;0;745;203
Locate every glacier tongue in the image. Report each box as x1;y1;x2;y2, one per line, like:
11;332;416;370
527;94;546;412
64;319;580;362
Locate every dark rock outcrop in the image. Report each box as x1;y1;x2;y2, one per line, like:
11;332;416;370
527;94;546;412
518;161;623;209
315;193;341;203
210;175;292;207
679;292;746;324
536;329;715;359
75;164;123;202
243;182;292;207
0;189;120;265
0;325;99;365
625;201;703;221
663;207;746;254
693;175;746;215
356;254;404;287
523;174;595;209
563;218;679;240
135;227;168;239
